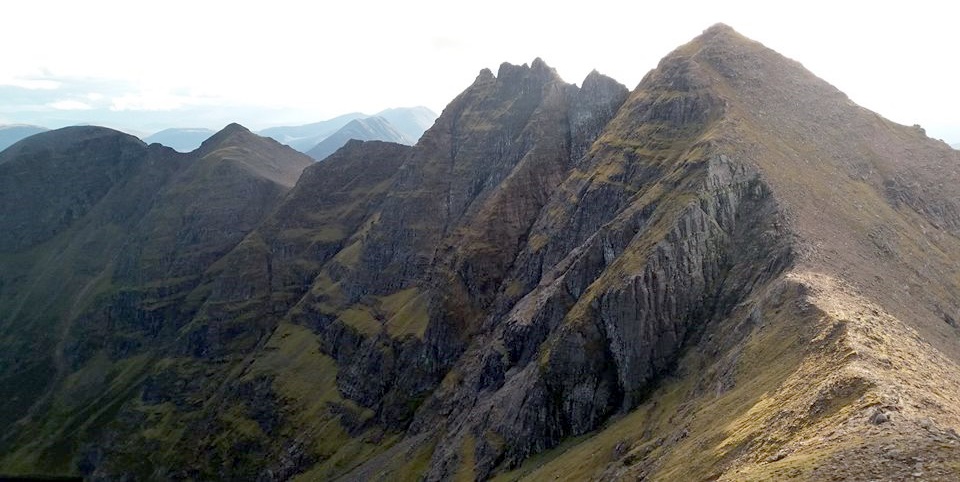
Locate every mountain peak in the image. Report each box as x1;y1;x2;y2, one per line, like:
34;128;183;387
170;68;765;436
207;123;255;144
306;115;411;160
667;22;761;63
701;22;737;37
207;122;254;143
495;58;562;86
195;122;258;154
219;122;252;136
642;21;840;113
690;22;751;47
475;67;495;83
496;61;521;79
184;121;312;186
530;56;550;72
581;68;623;91
1;125;142;162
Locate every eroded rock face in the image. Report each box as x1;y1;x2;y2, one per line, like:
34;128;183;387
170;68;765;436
407;155;793;480
0;54;791;480
182;140;410;358
570;70;630;161
328;32;804;480
288;60;631;432
6;25;960;482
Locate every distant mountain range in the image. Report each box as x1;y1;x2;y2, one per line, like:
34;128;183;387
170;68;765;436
258;112;368;152
132;106;438;156
0;108;436;158
373;106;438;144
0;124;48;151
4;25;960;481
143;128;217;152
306;116;410;160
261;106;437;155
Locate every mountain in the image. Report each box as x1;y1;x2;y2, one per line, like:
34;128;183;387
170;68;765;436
306;116;412;160
2;25;959;481
258;112;368;152
0;124;312;479
142;127;216;152
375;106;438;143
0;124;48;151
259;107;438;153
952;142;959;149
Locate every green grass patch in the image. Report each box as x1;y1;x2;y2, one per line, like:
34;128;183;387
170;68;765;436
337;306;381;337
380;288;430;339
454;433;477;482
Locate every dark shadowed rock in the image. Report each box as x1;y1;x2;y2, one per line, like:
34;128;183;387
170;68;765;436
3;24;960;482
0;126;148;251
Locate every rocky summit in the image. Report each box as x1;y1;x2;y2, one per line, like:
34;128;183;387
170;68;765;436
1;24;959;481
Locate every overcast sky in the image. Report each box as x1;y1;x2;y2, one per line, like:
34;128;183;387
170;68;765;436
2;0;957;141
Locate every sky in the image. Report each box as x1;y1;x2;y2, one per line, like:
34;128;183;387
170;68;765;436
1;0;958;142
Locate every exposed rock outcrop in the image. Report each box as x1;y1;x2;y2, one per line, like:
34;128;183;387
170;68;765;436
3;24;959;482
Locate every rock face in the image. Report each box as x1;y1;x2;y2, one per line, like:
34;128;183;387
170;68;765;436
3;24;960;482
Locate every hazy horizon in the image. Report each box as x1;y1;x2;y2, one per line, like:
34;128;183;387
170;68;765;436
3;1;959;142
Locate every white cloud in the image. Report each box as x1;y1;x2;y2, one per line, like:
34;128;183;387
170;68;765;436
109;92;188;112
47;100;92;110
1;78;61;90
0;0;957;138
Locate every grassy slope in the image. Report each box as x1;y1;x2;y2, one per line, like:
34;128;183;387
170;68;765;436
73;141;414;479
489;25;960;481
4;28;959;482
242;322;390;480
501;273;960;481
0;127;313;477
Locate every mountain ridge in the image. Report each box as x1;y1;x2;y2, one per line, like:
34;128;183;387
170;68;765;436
127;107;438;155
1;24;958;481
0;123;312;477
258;107;437;153
142;127;216;152
257;112;368;152
306;116;412;160
0;124;49;152
486;22;960;481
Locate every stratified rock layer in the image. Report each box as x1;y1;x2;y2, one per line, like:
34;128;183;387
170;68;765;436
2;24;959;482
